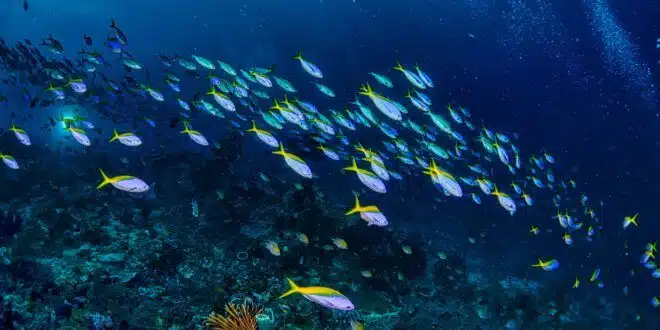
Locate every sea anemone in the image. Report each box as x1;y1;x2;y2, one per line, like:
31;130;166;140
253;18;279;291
204;300;263;330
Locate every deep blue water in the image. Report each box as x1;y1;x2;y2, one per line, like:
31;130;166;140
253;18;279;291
1;0;660;328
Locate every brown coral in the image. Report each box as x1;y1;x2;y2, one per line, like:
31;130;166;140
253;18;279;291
204;300;263;330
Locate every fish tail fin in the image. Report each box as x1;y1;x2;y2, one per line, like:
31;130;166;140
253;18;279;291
270;99;280;110
491;184;500;196
246;121;258;133
346;195;362;215
293;52;303;60
422;167;434;177
358;84;372;96
272;143;286;156
393;61;404;71
278;278;300;299
342;157;359;173
109;129;119;142
207;85;216;95
180;122;191;134
110;18;117;29
631;214;639;226
429;159;438;171
97;169;112;189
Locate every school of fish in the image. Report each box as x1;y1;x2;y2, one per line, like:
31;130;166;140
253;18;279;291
0;18;658;326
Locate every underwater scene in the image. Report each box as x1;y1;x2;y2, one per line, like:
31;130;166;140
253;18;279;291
1;0;660;329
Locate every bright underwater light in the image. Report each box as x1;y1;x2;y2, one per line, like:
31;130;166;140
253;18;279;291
60;116;74;129
49;105;83;143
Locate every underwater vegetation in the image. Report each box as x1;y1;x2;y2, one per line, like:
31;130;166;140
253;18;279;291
0;0;660;329
205;301;263;330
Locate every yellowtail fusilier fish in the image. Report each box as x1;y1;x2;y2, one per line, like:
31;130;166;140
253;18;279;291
140;85;164;101
531;258;560;271
393;62;425;89
246;121;279;148
345;195;388;227
96;169;149;193
180;123;209;146
415;64;434;88
492;185;516;215
358;83;402;121
67;127;91;146
343;157;386;193
423;159;462;197
317;145;340;160
0;153;19;169
279;278;354;310
293;52;323;78
273;143;313;179
109;129;142;147
9;122;31;146
207;86;236;112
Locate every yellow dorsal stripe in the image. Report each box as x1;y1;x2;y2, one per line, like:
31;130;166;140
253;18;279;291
247;121;272;136
180;126;201;136
346;195;379;215
273;143;304;163
97;168;136;189
343;157;377;177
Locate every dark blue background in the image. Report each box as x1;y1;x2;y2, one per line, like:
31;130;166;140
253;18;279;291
2;0;659;317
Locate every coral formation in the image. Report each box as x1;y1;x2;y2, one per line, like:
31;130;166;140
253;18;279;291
205;300;262;330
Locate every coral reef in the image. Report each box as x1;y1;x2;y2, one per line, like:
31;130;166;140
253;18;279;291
0;149;656;329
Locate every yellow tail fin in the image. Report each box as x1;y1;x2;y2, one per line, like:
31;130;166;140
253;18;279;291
354;143;366;154
109;129;119;142
246;121;258;133
180;123;192;134
343;157;359;172
358;84;373;97
491;185;501;197
97;169;112;189
278;277;300;299
531;258;544;268
293;52;303;60
207;85;216;95
273;143;286;156
270;100;282;110
346;195;362;215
